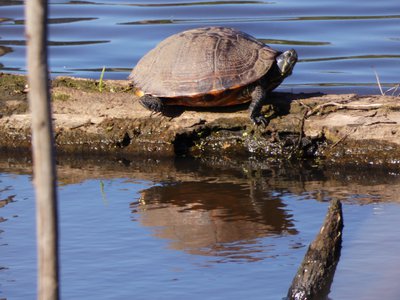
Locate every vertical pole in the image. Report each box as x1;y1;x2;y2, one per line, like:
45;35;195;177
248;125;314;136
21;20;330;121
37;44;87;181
25;0;59;299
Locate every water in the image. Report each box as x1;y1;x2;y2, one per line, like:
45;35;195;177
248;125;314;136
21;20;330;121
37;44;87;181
1;0;399;95
1;157;400;299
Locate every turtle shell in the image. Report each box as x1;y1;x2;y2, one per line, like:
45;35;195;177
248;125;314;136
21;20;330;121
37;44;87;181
130;27;278;99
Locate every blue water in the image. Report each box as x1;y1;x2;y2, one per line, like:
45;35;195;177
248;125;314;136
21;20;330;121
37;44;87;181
1;0;400;94
1;160;400;299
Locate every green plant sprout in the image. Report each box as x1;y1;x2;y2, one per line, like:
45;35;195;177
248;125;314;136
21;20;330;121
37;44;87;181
100;180;108;205
99;66;106;92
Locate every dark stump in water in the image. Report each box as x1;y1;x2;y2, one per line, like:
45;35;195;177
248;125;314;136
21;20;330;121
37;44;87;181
287;199;343;300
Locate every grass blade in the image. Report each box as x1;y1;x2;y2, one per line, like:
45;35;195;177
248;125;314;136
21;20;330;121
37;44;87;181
99;66;106;92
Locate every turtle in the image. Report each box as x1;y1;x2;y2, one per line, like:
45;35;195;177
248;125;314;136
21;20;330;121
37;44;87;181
129;26;297;125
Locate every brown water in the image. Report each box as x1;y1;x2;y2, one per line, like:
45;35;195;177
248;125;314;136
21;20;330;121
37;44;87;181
1;156;400;299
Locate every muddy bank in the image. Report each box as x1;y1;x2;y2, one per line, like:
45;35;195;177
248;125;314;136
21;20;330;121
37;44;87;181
1;73;400;164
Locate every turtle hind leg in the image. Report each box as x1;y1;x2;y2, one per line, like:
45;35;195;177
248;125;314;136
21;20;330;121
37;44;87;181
139;94;164;114
248;85;269;126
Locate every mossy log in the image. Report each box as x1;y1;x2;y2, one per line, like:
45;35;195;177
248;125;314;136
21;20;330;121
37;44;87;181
1;73;400;164
287;199;343;300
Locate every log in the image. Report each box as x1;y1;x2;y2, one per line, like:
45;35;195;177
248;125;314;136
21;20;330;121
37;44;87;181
287;199;343;300
1;74;400;164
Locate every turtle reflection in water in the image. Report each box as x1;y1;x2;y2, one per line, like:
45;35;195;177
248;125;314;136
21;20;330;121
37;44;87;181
130;26;297;125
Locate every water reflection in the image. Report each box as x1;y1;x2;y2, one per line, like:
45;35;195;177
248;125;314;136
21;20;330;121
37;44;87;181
1;155;400;298
290;15;400;21
0;45;12;57
302;54;400;63
127;1;267;7
0;1;23;6
120;14;400;27
259;38;330;46
0;191;14;219
0;40;109;46
12;17;98;25
2;155;400;204
0;182;15;274
132;180;296;261
1;0;399;93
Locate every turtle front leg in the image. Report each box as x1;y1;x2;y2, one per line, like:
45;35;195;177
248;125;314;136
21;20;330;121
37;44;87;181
139;94;164;114
248;85;268;126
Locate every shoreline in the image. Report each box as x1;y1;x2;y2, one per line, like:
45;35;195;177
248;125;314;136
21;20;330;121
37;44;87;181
1;73;400;165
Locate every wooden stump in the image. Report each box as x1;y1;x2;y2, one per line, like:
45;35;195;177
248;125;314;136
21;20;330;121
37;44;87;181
287;199;343;300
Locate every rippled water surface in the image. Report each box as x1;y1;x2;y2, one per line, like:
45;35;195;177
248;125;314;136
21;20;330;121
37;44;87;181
1;0;399;94
1;157;400;299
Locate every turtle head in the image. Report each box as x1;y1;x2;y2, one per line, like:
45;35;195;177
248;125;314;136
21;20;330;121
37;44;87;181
276;49;298;77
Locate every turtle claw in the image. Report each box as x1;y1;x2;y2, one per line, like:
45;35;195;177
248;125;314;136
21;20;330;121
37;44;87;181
149;111;162;118
251;115;269;127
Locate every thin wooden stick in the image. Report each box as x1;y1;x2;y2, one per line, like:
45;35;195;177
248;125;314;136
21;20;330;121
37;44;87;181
306;101;386;117
387;83;400;96
25;1;59;299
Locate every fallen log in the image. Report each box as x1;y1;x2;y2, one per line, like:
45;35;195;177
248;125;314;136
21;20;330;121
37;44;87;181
1;73;400;164
287;199;343;300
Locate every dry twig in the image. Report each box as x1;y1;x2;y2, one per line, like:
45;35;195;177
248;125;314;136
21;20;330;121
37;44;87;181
305;102;387;118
